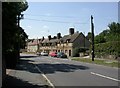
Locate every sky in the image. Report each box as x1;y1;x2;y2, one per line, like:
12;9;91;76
20;2;118;39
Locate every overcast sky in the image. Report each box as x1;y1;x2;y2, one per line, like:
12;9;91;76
20;2;118;39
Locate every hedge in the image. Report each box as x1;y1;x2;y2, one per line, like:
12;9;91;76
94;41;120;59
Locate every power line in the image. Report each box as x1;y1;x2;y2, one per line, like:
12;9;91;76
24;18;88;24
24;14;79;19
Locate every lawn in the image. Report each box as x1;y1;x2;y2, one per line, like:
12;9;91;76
71;57;120;68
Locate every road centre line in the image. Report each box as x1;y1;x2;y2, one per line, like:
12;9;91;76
35;65;55;88
91;72;120;82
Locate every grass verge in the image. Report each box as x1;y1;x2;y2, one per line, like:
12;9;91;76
71;58;120;68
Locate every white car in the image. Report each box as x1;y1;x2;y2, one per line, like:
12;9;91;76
41;52;48;56
36;52;41;56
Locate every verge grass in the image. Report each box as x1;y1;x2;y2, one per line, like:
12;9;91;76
71;57;120;68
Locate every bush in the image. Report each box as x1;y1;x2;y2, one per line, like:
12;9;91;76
73;47;80;57
73;47;89;57
5;50;19;69
94;41;120;59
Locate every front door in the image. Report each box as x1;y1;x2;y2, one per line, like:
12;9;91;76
69;50;71;56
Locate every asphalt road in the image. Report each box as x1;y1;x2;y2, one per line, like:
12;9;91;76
19;53;119;88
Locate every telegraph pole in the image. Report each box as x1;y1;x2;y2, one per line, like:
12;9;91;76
17;13;24;60
91;15;95;61
17;13;24;27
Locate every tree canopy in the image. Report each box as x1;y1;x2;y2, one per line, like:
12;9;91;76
95;22;120;44
2;1;28;68
94;22;120;59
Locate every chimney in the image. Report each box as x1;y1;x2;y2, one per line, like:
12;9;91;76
53;36;57;39
69;27;74;35
57;33;61;39
42;36;44;41
48;35;51;40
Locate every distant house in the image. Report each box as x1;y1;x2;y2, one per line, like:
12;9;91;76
39;35;60;53
27;39;40;52
38;28;90;56
56;28;90;56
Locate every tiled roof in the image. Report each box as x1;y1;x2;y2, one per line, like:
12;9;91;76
60;32;82;43
28;39;42;46
42;39;49;43
41;32;84;44
42;38;59;43
27;32;85;45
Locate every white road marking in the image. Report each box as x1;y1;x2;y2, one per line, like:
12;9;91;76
91;72;120;82
35;65;55;88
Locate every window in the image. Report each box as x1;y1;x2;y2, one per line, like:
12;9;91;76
65;50;67;53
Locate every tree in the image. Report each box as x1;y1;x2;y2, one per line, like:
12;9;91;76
94;35;106;44
86;32;92;42
94;22;120;44
107;22;120;41
94;22;120;59
2;1;28;68
108;22;120;34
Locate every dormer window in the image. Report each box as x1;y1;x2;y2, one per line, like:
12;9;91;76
49;43;52;46
60;40;63;43
55;42;57;46
66;39;70;43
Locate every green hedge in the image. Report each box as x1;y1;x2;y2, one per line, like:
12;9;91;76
73;47;89;57
5;50;19;69
94;41;120;59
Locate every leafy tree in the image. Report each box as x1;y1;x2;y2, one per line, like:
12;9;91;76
106;22;120;41
95;22;120;44
108;22;120;34
94;34;106;44
2;1;28;68
86;32;92;42
94;22;120;59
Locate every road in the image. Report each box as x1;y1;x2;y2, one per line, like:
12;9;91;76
19;53;119;88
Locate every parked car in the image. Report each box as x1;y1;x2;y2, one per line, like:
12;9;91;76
57;52;67;58
36;52;41;56
49;52;57;57
41;52;48;56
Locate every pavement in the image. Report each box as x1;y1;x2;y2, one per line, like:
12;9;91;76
2;58;50;88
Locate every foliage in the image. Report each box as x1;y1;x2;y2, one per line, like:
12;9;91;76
73;47;88;57
86;32;92;42
95;41;120;59
2;1;28;68
93;22;120;59
73;47;80;57
108;22;120;34
95;22;120;44
94;34;106;44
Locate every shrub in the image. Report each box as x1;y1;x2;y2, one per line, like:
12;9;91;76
94;41;120;59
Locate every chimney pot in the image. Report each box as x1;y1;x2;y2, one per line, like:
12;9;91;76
57;33;61;39
69;28;74;35
48;35;51;40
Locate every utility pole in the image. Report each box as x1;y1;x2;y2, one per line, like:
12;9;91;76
91;15;95;61
84;32;85;56
17;13;24;60
17;13;24;27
